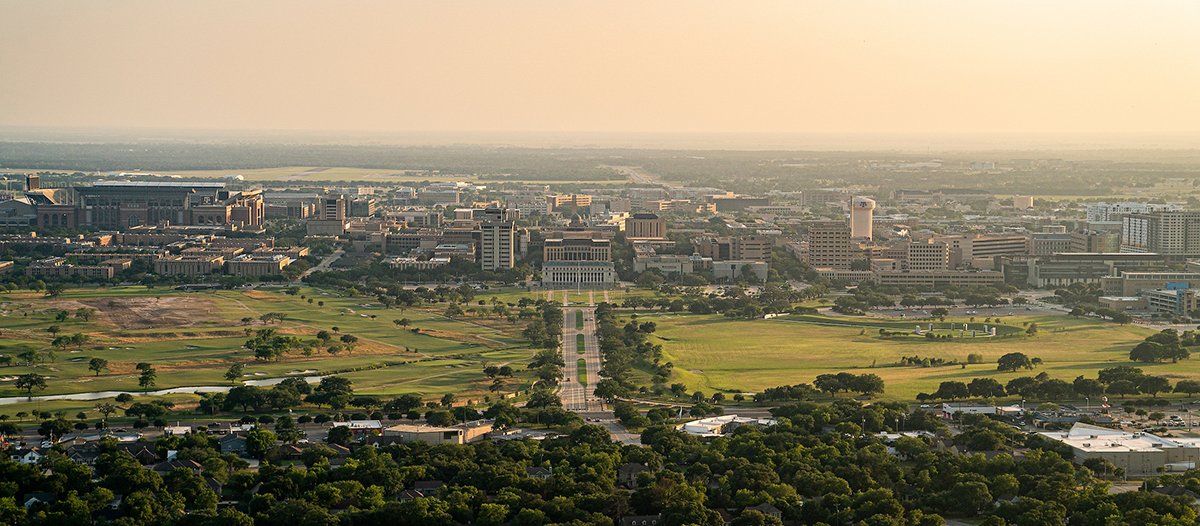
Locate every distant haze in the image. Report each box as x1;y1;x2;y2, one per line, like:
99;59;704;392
2;1;1198;148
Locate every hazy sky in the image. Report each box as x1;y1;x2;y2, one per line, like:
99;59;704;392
2;1;1198;136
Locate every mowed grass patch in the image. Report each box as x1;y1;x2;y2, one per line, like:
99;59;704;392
577;359;587;387
576;310;584;328
649;312;1160;401
577;334;586;354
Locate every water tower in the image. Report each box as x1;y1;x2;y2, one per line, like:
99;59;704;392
850;197;876;240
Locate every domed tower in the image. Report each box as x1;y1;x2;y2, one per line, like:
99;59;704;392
850;197;876;240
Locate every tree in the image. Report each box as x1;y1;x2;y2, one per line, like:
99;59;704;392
245;427;277;458
94;402;117;422
340;334;359;353
440;393;457;407
931;307;949;319
88;357;109;376
1138;375;1172;397
445;304;465;319
15;374;47;395
138;367;157;392
46;324;61;336
75;307;96;321
1026;323;1039;336
316;330;332;345
967;377;1006;398
326;426;354;447
1130;341;1163;363
1106;380;1138;399
526;388;562;409
933;381;970;401
997;352;1033;372
225;363;245;383
1175;380;1200;396
44;283;67;299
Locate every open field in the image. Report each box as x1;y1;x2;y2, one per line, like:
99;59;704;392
123;166;629;185
637;311;1165;401
0;285;538;406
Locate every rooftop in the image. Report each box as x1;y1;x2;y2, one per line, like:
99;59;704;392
93;181;226;188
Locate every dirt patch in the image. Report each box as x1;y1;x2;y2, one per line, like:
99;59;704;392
242;290;285;302
78;296;222;331
416;328;506;349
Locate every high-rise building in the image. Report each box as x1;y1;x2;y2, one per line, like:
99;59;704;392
1089;202;1183;223
479;221;516;271
321;195;346;221
731;235;774;265
1121;212;1200;260
849;197;875;240
808;222;855;269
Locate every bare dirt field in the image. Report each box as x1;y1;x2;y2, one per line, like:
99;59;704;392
76;296;222;330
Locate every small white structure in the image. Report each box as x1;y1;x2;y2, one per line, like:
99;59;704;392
677;415;778;437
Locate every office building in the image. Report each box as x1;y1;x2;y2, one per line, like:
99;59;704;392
70;181;264;230
1013;195;1034;209
1102;272;1200;297
849;197;876;240
542;235;614;286
1071;231;1121;253
480;221;516;271
227;254;292;277
624;213;667;241
713;260;768;282
1040;423;1200;476
1121;212;1200;260
807;222;856;269
905;241;949;271
1030;233;1073;255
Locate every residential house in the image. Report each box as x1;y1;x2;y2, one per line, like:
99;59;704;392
620;515;661;526
525;466;552;480
22;493;56;510
11;448;42;465
412;480;445;497
153;459;204;476
115;443;158;464
220;434;248;456
396;490;424;502
745;503;782;521
618;463;650;488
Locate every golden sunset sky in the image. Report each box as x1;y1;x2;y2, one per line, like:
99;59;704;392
2;1;1198;137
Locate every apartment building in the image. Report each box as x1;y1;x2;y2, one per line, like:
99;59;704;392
1121;212;1200;260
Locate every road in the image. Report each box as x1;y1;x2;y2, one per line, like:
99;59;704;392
301;249;344;278
560;303;603;412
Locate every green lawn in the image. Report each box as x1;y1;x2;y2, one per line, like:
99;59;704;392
576;310;584;328
577;334;586;355
640;311;1162;401
577;359;587;387
0;286;538;405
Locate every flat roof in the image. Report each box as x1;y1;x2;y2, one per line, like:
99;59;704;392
92;181;225;188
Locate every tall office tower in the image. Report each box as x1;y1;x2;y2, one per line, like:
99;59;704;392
808;221;854;269
321;195;346;221
480;221;516;271
850;197;876;240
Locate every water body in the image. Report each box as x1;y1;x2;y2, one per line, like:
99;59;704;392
0;375;326;406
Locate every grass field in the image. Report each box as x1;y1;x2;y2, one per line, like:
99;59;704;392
577;334;585;355
636;311;1165;401
126;166;629;185
577;359;587;387
576;311;584;328
0;285;538;407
